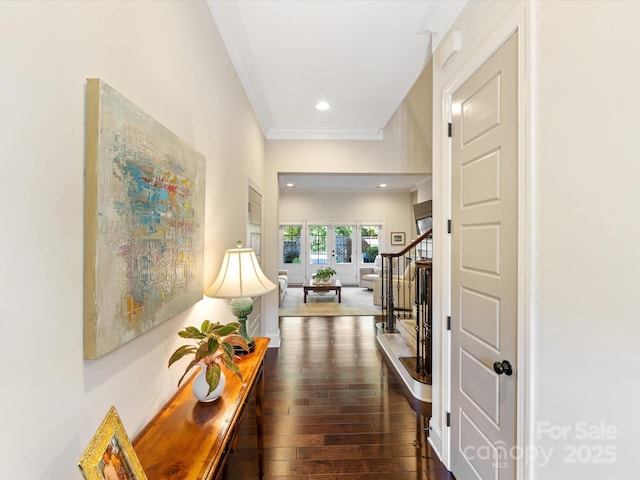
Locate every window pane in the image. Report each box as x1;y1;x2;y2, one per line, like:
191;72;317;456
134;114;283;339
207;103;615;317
282;226;301;264
334;226;353;264
416;217;433;260
360;225;380;263
309;226;327;265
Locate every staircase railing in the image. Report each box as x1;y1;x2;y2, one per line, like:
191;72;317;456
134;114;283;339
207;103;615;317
378;229;432;383
413;258;432;382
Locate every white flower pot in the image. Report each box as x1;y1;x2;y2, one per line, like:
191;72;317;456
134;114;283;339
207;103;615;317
192;364;226;402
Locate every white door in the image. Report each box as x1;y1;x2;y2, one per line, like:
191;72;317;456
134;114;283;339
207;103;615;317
450;32;518;480
307;223;357;284
331;223;357;284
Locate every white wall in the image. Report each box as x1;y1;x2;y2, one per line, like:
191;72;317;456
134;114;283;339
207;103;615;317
532;2;639;478
415;177;433;204
431;1;640;478
0;2;265;478
279;189;413;251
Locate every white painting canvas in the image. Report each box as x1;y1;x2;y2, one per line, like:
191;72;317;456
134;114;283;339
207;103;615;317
84;79;205;359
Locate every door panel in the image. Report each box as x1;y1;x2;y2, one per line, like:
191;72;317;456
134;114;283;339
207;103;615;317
460;287;500;350
451;32;518;480
459;410;499;480
461;150;501;207
460;224;501;275
461;73;502;144
460;349;500;423
332;223;357;284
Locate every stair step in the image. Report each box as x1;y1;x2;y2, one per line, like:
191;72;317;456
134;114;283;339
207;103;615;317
396;317;417;351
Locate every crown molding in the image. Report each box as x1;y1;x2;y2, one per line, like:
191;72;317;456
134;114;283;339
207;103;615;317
207;0;274;134
428;0;467;52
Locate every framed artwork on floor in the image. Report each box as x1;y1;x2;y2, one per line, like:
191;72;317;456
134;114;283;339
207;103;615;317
78;406;148;480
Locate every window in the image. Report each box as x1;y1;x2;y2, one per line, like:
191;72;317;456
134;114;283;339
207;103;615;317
360;225;380;263
282;225;301;264
334;226;353;264
414;201;433;260
308;225;327;265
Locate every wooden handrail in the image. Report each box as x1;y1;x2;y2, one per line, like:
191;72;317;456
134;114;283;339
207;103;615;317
381;229;432;260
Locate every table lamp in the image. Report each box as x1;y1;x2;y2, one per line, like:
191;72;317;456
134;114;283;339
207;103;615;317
205;241;276;354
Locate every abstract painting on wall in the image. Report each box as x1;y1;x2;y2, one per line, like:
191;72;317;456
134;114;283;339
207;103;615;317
84;79;205;359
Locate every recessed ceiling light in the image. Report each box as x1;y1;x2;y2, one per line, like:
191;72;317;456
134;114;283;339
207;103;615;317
378;183;387;188
286;183;295;188
315;101;330;111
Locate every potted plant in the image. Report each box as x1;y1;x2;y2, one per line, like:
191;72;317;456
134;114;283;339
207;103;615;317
314;266;337;283
168;320;248;402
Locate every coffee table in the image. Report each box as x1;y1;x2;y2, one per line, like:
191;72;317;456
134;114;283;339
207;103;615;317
303;278;342;303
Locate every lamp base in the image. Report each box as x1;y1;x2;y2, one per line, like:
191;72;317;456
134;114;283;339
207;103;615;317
230;297;255;356
234;340;255;354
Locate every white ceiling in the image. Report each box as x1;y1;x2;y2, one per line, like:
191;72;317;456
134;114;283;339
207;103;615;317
279;173;430;193
207;0;464;140
207;0;464;192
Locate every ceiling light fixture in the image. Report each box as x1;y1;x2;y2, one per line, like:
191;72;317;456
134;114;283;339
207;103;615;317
378;183;387;188
286;183;295;188
315;101;330;111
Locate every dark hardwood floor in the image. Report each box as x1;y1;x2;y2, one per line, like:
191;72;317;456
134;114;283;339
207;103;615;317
225;315;454;479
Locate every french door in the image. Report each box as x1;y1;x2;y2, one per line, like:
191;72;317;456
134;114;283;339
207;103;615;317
308;223;357;284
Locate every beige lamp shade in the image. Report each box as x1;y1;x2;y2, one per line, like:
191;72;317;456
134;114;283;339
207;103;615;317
205;244;276;299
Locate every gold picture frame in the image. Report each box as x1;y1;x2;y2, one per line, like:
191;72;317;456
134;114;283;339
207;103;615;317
391;232;406;245
78;406;148;480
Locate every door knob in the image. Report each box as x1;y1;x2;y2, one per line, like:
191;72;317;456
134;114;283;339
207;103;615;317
493;360;513;376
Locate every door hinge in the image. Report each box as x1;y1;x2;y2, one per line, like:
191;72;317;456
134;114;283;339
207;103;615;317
448;122;452;138
447;316;451;330
446;412;451;427
447;219;452;234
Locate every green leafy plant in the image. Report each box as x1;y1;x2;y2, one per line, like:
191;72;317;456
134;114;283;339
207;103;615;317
364;246;379;262
168;320;248;396
315;266;336;280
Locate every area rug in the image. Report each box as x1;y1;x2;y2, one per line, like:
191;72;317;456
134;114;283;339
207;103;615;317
279;286;382;317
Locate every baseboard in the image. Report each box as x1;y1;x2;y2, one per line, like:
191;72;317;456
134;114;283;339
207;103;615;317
266;334;281;348
428;417;444;464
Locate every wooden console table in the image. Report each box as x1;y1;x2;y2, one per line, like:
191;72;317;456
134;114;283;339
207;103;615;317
133;337;269;479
